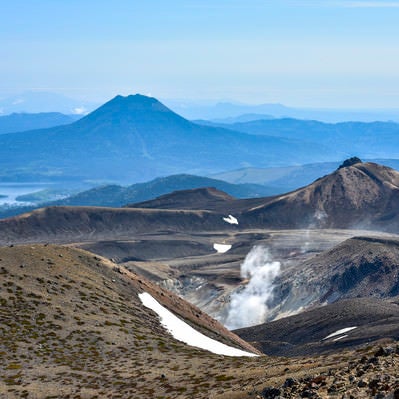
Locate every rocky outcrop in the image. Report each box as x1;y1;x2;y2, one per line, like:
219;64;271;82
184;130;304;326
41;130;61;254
259;345;399;399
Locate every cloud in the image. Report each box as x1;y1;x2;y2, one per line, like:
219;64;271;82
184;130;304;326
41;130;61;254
72;107;87;115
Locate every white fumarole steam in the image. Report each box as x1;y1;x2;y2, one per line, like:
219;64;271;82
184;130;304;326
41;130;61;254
225;246;280;330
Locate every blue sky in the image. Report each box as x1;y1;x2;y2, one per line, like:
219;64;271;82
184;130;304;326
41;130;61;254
1;0;399;107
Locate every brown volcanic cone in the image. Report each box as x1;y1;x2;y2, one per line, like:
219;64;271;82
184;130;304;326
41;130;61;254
242;160;399;231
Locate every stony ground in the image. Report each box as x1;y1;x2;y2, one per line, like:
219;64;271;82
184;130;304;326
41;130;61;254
259;345;399;399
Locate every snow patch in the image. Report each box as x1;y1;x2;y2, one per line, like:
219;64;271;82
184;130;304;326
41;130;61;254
333;334;348;342
213;243;232;253
138;292;257;357
223;214;238;225
323;327;357;340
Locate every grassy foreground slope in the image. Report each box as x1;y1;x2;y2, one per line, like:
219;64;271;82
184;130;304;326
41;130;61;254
0;244;269;399
1;244;399;398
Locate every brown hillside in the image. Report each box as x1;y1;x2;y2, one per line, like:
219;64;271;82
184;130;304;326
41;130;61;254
242;162;399;231
0;244;269;398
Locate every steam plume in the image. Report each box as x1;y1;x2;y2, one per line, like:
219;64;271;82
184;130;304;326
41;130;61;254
225;246;280;330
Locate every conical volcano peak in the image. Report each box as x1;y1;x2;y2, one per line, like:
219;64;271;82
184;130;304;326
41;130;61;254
108;94;170;112
81;93;185;124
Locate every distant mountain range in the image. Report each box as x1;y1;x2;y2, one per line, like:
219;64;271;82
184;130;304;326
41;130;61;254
198;118;399;160
0;173;278;219
212;159;399;190
0;94;341;183
3;91;399;123
0;112;80;134
51;174;276;206
0;91;97;115
3;93;399;189
165;99;399;123
211;162;341;190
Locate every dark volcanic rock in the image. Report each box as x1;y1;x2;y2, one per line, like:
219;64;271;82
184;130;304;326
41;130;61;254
298;236;399;303
338;156;362;169
255;346;399;399
252;235;399;327
234;297;399;357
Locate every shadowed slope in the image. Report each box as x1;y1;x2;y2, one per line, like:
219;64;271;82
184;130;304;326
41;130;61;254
235;297;399;357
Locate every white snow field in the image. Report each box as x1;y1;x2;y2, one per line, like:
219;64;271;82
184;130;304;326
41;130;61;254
213;243;232;253
138;292;258;357
223;215;239;225
323;326;357;340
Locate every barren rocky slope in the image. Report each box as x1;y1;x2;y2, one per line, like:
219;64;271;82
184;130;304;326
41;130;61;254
242;161;399;231
265;236;399;322
235;297;399;357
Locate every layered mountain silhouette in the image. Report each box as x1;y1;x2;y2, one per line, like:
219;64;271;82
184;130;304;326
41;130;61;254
4;160;399;244
201;117;399;158
0;112;79;134
0;94;339;182
0;174;276;220
52;174;275;207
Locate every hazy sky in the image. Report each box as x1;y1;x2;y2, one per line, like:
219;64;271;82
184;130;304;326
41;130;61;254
1;0;399;107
